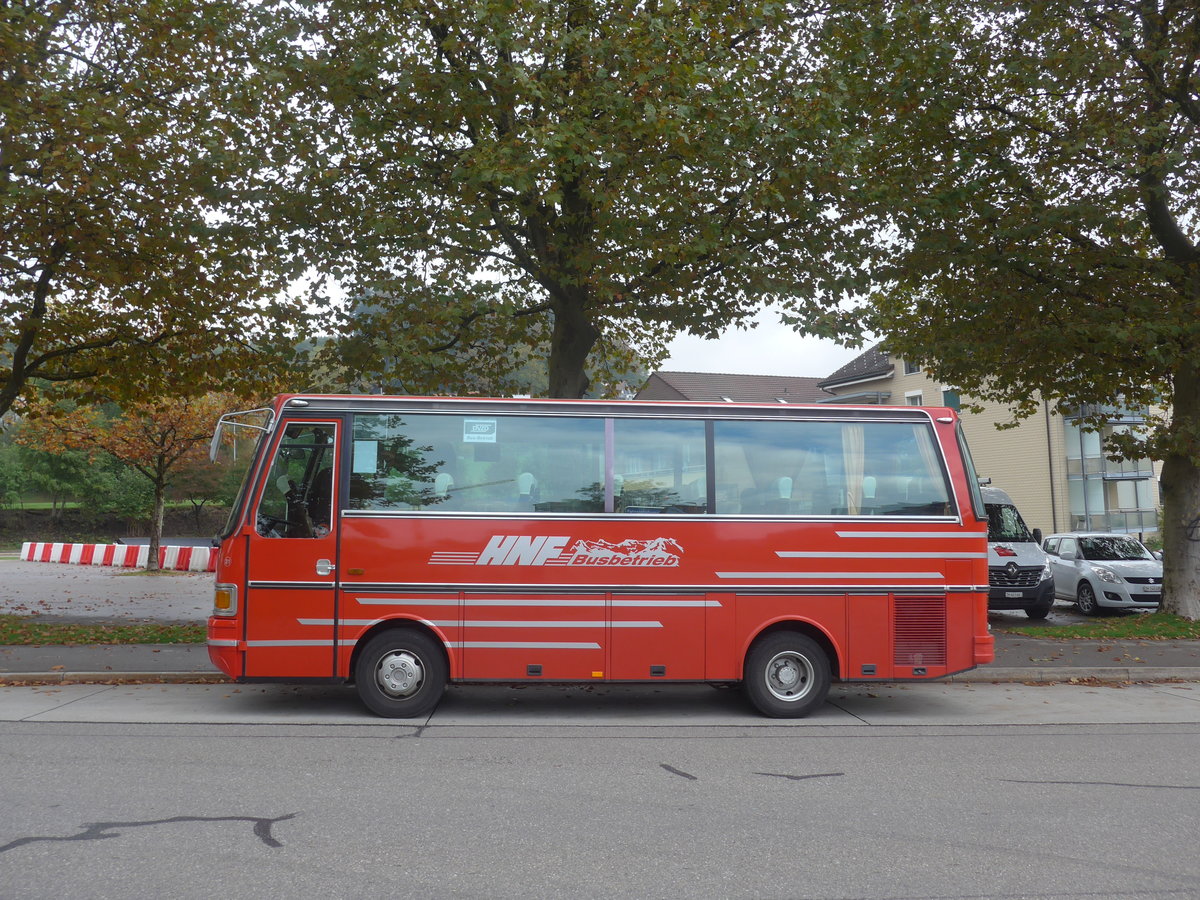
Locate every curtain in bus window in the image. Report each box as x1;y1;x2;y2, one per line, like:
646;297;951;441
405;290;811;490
613;419;707;514
349;413;605;513
841;424;865;515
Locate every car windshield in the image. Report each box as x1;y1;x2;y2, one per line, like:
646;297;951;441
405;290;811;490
986;504;1032;542
1079;536;1153;561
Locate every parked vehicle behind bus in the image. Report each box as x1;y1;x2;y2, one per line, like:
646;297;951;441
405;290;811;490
208;395;994;718
1043;532;1162;616
980;487;1055;619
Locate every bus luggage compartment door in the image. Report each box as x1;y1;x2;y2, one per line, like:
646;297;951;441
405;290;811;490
461;592;606;680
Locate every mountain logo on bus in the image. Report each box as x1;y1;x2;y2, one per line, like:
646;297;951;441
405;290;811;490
428;535;683;567
567;538;682;567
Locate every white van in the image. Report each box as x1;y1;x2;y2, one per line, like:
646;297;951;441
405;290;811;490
981;487;1055;619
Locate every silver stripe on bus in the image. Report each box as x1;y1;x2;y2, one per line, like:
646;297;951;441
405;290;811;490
299;618;660;629
459;620;658;628
351;596;720;608
344;582;963;595
777;551;985;559
445;641;602;650
245;640;336;647
250;582;333;591
835;531;987;539
611;598;720;607
354;597;460;606
717;571;945;580
299;618;383;627
353;597;607;608
207;639;238;647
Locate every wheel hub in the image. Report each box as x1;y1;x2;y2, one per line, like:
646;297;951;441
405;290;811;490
766;651;813;701
377;651;423;697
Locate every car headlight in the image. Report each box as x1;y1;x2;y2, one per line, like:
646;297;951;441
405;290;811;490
1041;559;1053;580
1091;566;1120;584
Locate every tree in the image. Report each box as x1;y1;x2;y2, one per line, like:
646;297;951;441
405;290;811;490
1;0;305;418
812;2;1200;618
12;442;107;517
278;0;867;397
17;394;234;570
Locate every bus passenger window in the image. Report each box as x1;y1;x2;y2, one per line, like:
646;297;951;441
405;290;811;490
350;413;605;514
713;420;823;515
350;414;454;511
256;423;335;538
613;419;707;514
712;419;953;517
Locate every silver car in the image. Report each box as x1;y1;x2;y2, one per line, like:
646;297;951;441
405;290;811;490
1042;533;1162;616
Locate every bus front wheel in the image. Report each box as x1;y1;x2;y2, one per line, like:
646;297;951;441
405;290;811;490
743;632;831;718
355;630;447;718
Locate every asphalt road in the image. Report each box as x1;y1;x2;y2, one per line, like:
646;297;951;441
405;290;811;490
3;560;1199;899
1;701;1198;899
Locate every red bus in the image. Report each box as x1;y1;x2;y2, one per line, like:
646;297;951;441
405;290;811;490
208;394;993;717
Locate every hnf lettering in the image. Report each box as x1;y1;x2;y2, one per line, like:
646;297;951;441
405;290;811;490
477;535;570;566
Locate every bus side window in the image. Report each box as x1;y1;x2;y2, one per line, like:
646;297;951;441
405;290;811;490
613;418;707;514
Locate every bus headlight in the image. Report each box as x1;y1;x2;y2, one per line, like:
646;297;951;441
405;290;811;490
213;583;238;616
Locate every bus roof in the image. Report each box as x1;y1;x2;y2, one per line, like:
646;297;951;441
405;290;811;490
272;393;959;423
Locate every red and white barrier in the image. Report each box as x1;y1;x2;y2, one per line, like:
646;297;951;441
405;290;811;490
19;542;216;572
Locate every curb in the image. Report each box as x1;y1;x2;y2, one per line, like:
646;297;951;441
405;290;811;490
0;672;232;685
946;666;1197;683
1;669;1198;687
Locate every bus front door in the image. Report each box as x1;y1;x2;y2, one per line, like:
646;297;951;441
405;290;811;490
243;419;341;678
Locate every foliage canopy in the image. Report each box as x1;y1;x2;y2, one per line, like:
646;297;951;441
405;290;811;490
1;0;306;416
279;0;870;397
812;1;1200;617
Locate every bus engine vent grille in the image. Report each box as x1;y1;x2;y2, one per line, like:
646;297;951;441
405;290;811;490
893;598;947;667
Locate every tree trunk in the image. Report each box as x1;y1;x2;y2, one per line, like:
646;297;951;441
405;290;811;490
546;294;600;398
1159;360;1200;620
147;480;167;572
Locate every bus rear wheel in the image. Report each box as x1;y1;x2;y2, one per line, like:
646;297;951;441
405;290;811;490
355;630;447;718
743;632;831;718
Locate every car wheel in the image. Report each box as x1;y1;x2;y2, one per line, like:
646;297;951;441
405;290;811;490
1026;595;1054;620
354;629;447;718
743;632;831;718
1076;582;1101;617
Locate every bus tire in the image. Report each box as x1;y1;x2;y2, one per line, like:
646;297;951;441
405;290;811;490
355;629;447;718
743;632;831;718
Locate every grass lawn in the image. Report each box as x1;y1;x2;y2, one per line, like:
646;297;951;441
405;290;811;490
0;615;205;645
997;612;1200;641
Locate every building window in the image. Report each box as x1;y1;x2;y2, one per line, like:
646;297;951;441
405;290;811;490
941;389;961;411
1063;418;1158;533
905;391;923;406
903;360;920;375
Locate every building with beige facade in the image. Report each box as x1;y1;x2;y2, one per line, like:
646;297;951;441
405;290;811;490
639;344;1162;539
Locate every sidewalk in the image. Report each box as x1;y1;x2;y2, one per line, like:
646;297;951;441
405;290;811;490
2;630;1199;685
3;558;1198;685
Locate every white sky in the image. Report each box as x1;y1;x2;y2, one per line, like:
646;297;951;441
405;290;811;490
660;306;867;379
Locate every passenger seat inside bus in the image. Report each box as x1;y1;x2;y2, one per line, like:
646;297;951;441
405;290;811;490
740;476;795;514
517;472;537;510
